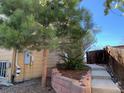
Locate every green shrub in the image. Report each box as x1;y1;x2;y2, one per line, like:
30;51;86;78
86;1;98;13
57;54;85;70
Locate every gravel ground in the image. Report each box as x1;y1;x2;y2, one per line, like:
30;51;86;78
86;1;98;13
0;78;56;93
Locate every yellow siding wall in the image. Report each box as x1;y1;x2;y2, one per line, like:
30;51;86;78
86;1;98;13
15;53;25;82
29;51;43;79
0;49;13;82
48;51;60;68
15;50;59;82
0;48;59;82
0;49;13;62
15;51;43;82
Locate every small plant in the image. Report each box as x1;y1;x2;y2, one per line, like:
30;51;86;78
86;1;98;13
57;52;85;70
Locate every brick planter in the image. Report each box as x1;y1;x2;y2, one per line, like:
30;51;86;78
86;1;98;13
51;68;91;93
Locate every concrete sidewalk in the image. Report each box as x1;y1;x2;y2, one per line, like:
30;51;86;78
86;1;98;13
87;64;121;93
92;70;111;79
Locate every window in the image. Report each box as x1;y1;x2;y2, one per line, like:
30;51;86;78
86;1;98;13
24;51;31;64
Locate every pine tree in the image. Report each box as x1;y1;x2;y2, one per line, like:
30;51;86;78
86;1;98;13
104;0;124;15
0;0;97;88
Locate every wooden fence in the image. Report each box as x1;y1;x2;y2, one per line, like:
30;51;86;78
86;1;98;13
105;46;124;87
86;50;108;64
86;46;124;87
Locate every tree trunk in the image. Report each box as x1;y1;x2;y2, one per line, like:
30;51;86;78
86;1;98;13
11;49;17;83
41;49;49;88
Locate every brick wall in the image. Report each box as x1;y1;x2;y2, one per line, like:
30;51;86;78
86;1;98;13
51;68;91;93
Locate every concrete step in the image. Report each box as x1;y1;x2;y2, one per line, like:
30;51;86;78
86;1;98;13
92;79;121;93
92;70;111;80
86;64;106;71
0;78;13;86
0;81;13;86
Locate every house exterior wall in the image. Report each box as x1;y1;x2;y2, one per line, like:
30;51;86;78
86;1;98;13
15;50;59;82
15;51;42;82
0;49;13;82
48;51;60;68
0;48;59;83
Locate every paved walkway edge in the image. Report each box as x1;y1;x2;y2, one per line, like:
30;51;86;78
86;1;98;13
86;64;121;93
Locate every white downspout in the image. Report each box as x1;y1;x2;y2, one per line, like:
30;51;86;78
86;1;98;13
15;50;21;76
15;50;19;67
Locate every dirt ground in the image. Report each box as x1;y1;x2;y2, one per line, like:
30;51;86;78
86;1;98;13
0;78;56;93
59;69;88;80
57;65;90;80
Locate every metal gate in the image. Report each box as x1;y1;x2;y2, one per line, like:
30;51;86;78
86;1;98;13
0;61;7;78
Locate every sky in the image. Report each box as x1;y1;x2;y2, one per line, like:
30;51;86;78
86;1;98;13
80;0;124;50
